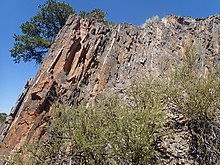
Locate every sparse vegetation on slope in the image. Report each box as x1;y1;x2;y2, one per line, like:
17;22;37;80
11;79;166;164
166;43;220;164
4;42;220;165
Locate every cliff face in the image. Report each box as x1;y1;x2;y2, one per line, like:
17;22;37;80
1;14;220;163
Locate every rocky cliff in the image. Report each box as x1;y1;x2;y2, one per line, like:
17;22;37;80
1;14;220;164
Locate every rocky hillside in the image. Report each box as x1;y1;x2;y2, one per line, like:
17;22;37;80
0;14;220;164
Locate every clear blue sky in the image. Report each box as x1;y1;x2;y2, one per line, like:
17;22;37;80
0;0;219;114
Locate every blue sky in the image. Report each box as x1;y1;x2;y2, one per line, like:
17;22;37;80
0;0;220;114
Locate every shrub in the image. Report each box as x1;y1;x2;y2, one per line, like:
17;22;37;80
20;78;166;164
166;43;220;164
0;113;7;124
141;16;159;28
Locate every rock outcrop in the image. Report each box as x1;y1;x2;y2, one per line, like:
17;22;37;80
1;14;220;163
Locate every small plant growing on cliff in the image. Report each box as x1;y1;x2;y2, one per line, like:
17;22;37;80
79;9;115;27
10;0;75;64
0;112;7;124
80;9;106;22
141;15;159;28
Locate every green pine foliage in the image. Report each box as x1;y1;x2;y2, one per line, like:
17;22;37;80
10;0;75;64
80;9;106;22
79;9;116;27
10;1;115;64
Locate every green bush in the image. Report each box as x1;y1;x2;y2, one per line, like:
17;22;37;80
0;113;7;124
166;43;220;163
23;78;166;165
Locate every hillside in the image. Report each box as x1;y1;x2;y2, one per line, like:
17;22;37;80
0;14;220;164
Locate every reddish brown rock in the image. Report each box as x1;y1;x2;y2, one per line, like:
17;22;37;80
1;14;220;163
